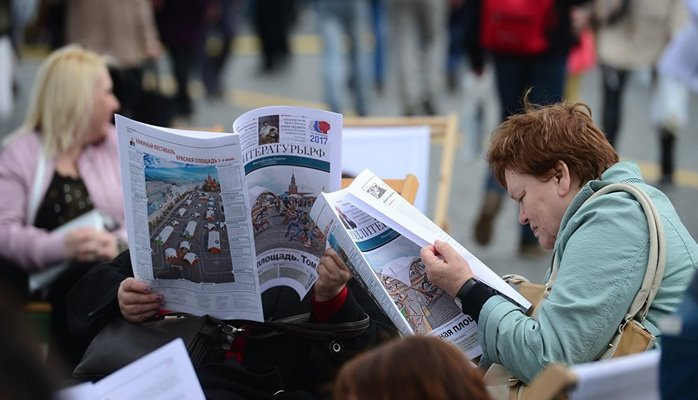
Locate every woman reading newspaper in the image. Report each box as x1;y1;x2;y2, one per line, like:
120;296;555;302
420;98;698;387
67;248;397;399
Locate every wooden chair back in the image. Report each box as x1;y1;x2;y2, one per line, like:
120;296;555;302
341;173;419;205
343;113;458;230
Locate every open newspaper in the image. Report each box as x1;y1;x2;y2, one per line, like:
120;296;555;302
115;106;342;321
310;190;482;358
309;170;531;357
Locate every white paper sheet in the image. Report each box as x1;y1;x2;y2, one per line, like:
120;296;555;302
59;339;206;400
569;350;660;400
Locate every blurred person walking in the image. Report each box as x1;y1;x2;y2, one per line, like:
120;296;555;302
66;0;161;119
251;0;297;74
370;0;388;93
387;0;448;116
652;0;696;185
314;0;372;116
467;0;590;256
201;0;243;100
594;0;686;148
564;5;596;102
446;0;467;93
154;0;210;119
0;46;127;371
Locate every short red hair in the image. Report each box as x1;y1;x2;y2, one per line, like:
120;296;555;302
487;95;618;189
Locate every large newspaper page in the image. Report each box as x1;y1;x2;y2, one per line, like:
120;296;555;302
310;190;482;358
345;169;531;310
116;115;263;321
233;106;342;299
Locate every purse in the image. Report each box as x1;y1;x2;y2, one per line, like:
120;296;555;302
486;183;666;399
73;312;371;380
73;314;233;380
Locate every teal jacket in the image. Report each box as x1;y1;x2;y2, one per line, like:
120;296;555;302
479;161;698;382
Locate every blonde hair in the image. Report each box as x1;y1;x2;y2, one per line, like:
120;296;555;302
22;45;107;156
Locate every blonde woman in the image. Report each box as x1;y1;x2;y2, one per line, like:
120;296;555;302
0;45;126;368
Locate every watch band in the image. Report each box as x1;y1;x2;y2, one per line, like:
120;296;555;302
453;278;478;310
453;277;498;322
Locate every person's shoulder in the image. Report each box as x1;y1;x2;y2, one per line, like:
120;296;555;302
1;129;40;152
0;130;40;166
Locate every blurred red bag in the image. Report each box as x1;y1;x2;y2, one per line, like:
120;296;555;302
567;29;596;74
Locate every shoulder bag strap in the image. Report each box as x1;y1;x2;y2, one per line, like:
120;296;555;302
242;313;371;341
585;183;666;322
534;183;665;322
527;256;559;318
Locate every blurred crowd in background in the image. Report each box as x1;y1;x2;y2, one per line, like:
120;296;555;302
0;1;697;398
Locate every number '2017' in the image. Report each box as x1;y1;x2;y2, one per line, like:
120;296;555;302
310;135;327;145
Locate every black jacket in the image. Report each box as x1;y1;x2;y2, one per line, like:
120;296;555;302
67;250;397;399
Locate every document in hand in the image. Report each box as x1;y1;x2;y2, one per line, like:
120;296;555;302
345;169;530;309
310;189;482;357
115;106;342;321
309;170;531;358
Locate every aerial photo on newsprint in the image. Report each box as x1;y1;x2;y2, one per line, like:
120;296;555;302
144;153;235;283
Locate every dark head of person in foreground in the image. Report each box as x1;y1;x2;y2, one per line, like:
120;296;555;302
334;335;490;400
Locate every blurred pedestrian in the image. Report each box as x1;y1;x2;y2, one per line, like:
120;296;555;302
154;0;210;119
446;0;466;93
652;0;696;185
252;0;296;73
387;0;447;116
594;0;686;148
66;0;162;119
370;0;388;93
564;5;596;102
467;0;590;256
315;0;372;116
202;0;243;100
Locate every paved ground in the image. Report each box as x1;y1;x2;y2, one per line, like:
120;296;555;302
3;15;697;283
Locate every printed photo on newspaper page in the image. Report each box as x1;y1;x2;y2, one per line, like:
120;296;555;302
116;115;263;321
233;106;342;299
344;169;531;311
310;190;482;358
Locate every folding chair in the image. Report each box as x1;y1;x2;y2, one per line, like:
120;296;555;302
343;113;458;230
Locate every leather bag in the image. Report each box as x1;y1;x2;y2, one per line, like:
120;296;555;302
73;312;371;380
73;314;232;380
